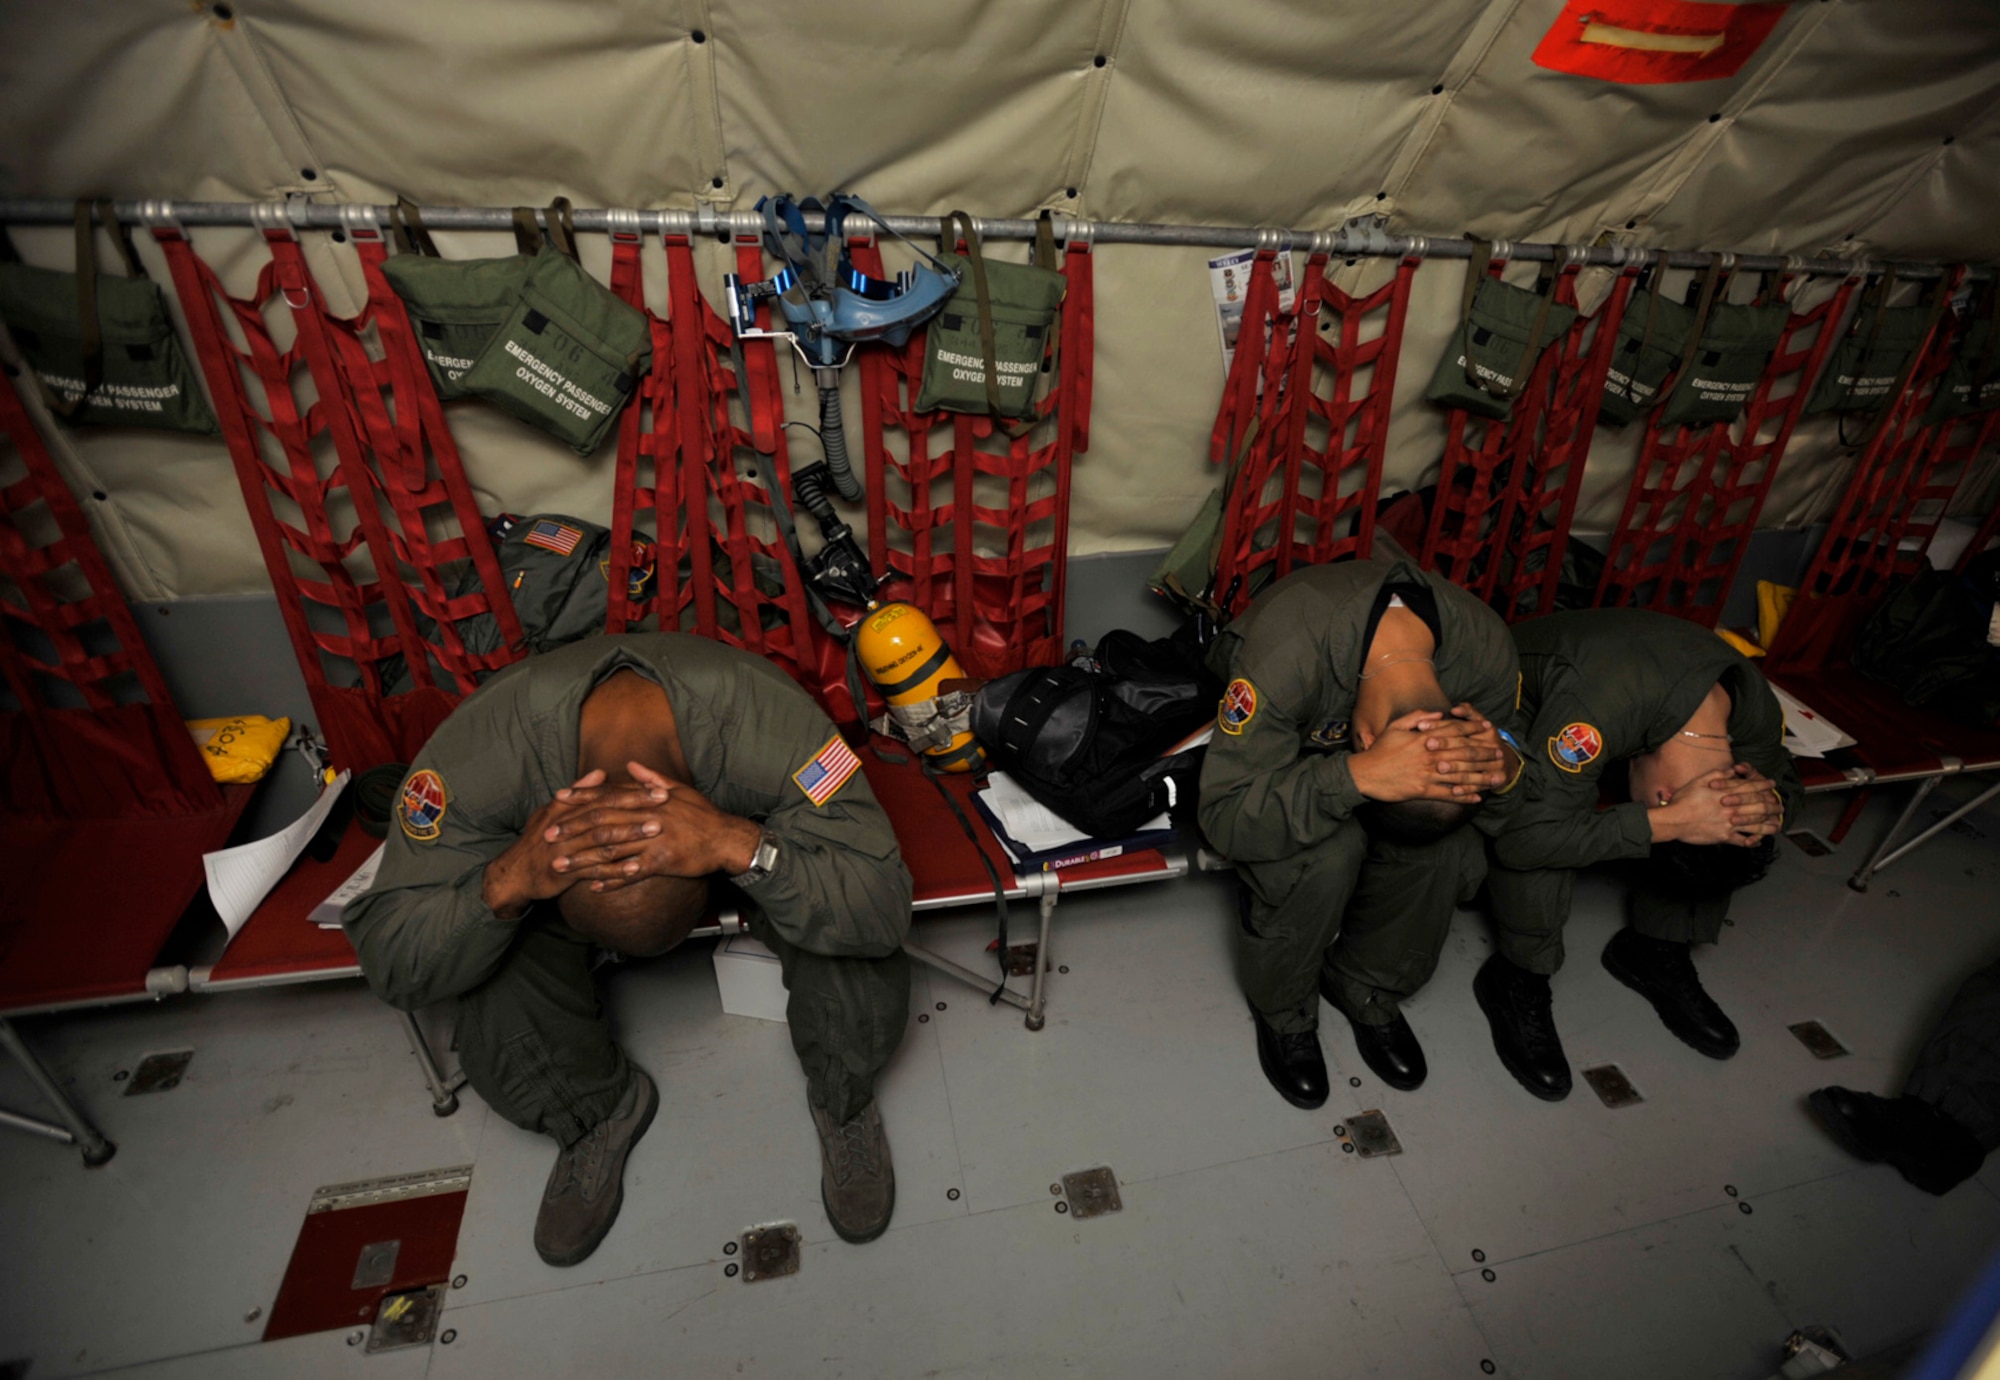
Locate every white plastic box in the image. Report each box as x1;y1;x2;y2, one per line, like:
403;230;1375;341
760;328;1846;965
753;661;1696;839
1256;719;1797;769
711;933;788;1024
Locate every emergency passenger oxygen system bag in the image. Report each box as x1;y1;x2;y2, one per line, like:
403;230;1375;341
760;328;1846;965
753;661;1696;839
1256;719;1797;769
969;627;1219;839
1805;271;1945;417
381;201;651;455
1654;287;1788;428
1597;262;1704;427
1424;242;1577;422
0;202;217;433
1928;308;2000;421
916;212;1065;422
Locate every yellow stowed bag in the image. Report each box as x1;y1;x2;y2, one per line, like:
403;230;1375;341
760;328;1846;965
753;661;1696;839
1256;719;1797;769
185;715;291;784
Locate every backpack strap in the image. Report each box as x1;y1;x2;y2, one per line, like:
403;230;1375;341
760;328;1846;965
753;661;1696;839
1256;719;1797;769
388;196;440;257
510;205;543;255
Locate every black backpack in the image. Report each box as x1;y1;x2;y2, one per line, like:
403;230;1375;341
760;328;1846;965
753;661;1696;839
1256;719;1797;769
971;627;1220;839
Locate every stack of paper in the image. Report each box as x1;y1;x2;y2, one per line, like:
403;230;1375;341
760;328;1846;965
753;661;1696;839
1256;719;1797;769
972;771;1173;872
202;771;351;942
1770;684;1857;759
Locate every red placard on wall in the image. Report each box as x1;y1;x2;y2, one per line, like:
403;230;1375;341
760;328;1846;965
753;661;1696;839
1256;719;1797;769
1532;0;1790;85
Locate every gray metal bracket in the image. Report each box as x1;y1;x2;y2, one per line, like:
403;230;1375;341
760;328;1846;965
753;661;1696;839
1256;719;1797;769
0;1017;116;1165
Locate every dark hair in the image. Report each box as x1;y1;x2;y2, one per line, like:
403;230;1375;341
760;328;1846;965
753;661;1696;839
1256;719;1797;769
1357;797;1478;846
1644;837;1775;901
558;875;711;957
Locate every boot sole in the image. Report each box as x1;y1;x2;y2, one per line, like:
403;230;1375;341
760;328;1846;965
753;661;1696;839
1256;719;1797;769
536;1073;659;1268
1805;1090;1883;1164
1600;942;1739;1061
1472;969;1571;1103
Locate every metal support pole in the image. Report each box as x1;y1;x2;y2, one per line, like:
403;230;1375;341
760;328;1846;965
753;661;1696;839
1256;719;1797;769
398;1010;465;1117
1848;776;1945;893
1023;891;1058;1033
0;1017;116;1166
901;940;1032;1015
1855;777;2000;884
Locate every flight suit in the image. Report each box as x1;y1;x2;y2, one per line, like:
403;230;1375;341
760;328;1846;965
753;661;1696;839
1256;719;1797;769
345;634;913;1147
1198;559;1527;1034
1488;608;1804;972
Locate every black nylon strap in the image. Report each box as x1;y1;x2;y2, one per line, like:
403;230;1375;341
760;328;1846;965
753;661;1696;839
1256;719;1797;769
871;641;953;698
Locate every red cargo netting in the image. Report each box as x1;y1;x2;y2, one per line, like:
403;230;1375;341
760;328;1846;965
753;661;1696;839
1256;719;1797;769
156;226;522;771
1;375;254;1015
1768;275;1982;672
849;236;1094;678
1421;262;1634;620
1596;276;1856;625
1207;251;1416;621
0;378;218;818
604;232;843;715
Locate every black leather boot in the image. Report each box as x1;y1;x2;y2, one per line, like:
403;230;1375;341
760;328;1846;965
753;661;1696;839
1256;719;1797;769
1473;953;1572;1101
1345;1012;1427;1091
1808;1088;1986;1196
1601;928;1740;1059
1252;1005;1329;1109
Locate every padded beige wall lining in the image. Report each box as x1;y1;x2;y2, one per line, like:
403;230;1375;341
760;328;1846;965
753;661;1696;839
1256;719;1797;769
0;0;1996;597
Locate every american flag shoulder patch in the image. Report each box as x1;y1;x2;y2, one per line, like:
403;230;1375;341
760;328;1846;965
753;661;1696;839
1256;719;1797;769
792;733;861;807
523;519;584;556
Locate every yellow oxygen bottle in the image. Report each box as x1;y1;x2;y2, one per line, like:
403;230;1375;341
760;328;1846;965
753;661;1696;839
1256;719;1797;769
855;601;985;772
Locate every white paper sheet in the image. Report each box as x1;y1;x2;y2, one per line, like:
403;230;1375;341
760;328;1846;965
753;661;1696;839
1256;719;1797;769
203;771;350;938
308;842;385;929
976;771;1170;854
1770;685;1857;759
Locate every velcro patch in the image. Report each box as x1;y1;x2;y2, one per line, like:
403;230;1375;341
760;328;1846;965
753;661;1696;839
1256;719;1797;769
1219;679;1258;736
523;519;583;556
399;768;449;841
793;734;861;807
1548;722;1604;773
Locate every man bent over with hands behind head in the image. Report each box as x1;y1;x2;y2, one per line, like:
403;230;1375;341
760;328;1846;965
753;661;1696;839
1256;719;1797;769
345;634;912;1265
1480;608;1798;1100
1198;550;1528;1106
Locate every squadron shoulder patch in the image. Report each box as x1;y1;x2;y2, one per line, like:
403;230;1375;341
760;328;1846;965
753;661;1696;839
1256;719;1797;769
1219;678;1259;736
793;733;861;807
1548;722;1603;773
399;768;449;841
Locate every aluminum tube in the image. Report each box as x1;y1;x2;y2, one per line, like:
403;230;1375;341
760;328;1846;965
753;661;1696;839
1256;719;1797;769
0;1106;76;1144
0;1018;115;1164
0;197;1981;281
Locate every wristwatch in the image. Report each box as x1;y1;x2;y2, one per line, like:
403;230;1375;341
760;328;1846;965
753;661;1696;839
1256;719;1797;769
729;829;781;888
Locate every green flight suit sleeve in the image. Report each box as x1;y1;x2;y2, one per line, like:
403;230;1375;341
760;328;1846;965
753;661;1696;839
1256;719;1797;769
722;673;913;961
1197;625;1365;864
1491;681;1654;873
344;691;542;1012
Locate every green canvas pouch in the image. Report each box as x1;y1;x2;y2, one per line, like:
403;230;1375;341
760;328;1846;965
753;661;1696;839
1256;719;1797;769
1926;303;2000;422
1597;263;1699;427
1655;286;1789;428
0;201;217;433
1149;417;1261;618
1424;242;1578;422
916;212;1065;422
456;228;651;457
379;251;533;400
1805;271;1946;417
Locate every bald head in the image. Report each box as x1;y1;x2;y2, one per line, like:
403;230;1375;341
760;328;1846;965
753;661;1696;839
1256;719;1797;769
558;875;712;957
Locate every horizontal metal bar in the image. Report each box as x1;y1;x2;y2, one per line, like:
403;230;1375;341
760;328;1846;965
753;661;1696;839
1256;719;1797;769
901;940;1031;1013
184;963;362;994
0;196;1986;281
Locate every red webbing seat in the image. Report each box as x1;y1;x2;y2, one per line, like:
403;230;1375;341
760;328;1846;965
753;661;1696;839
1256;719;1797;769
848;235;1095;678
1596;277;1857;623
1420;262;1635;620
1763;277;2000;790
0;378;253;1014
1207;251;1417;620
154;225;523;776
198;825;374;988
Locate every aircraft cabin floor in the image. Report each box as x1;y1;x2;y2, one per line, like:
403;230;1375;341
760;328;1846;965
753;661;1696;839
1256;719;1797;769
2;781;1998;1380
